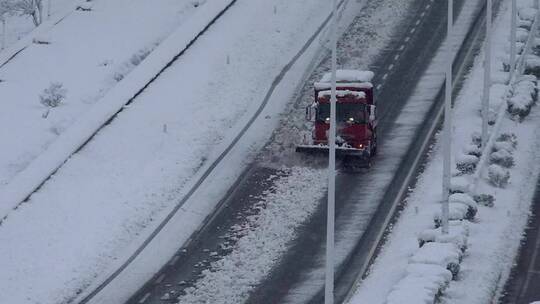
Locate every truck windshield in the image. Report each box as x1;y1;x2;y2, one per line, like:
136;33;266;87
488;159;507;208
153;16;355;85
316;103;367;123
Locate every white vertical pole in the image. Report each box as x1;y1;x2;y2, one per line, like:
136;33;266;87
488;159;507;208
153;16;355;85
325;0;337;303
442;0;453;235
35;0;43;25
536;0;540;33
482;0;492;148
510;0;517;80
47;0;51;19
1;19;5;51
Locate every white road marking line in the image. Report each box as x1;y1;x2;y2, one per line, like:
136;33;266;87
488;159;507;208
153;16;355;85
426;4;431;9
376;84;382;90
138;292;151;304
394;54;400;61
388;64;395;71
169;255;180;266
399;44;405;51
415;19;421;26
420;11;426;17
155;273;166;285
410;27;416;34
405;36;411;42
382;73;388;80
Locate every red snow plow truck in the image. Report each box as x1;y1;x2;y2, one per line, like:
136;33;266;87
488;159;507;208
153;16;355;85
296;69;377;167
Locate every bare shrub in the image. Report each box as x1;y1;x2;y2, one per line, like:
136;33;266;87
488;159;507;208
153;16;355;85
40;82;66;108
473;194;495;208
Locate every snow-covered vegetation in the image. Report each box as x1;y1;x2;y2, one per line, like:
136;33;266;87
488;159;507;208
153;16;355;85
39;82;66;108
0;1;381;303
349;1;540;304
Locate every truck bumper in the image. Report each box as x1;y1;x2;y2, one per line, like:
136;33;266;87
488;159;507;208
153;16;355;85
295;144;371;159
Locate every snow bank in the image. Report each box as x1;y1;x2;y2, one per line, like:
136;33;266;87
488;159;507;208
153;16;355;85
177;168;326;304
418;222;469;252
386;252;456;304
410;242;462;278
386;266;450;304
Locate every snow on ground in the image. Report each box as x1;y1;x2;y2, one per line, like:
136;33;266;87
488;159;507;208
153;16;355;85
0;0;240;222
278;0;485;301
128;0;435;303
0;1;361;303
0;0;76;50
0;0;198;190
347;1;540;303
176;167;327;304
261;0;417;166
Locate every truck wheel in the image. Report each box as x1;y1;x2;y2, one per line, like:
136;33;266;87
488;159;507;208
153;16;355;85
371;139;377;156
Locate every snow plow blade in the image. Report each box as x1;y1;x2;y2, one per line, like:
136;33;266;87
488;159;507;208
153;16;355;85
295;145;370;159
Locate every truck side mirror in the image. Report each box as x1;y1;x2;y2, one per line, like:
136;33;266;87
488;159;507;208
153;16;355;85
369;105;376;121
305;105;315;121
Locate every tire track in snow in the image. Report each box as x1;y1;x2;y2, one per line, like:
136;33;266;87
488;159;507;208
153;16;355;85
74;0;351;303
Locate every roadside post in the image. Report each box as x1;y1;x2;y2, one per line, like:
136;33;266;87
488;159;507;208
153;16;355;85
1;19;5;51
482;0;492;147
510;0;517;79
325;0;338;302
48;0;51;19
442;0;453;235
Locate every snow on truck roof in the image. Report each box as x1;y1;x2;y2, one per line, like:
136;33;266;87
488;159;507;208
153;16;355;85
314;82;373;90
314;70;374;90
320;69;374;83
317;90;366;99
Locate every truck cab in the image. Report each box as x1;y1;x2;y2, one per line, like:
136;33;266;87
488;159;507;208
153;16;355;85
302;70;377;159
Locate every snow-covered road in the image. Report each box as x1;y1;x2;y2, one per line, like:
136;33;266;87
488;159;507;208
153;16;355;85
125;0;491;303
0;1;360;303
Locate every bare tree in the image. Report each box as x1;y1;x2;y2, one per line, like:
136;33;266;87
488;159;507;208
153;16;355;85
0;0;16;20
13;0;43;26
0;0;17;49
